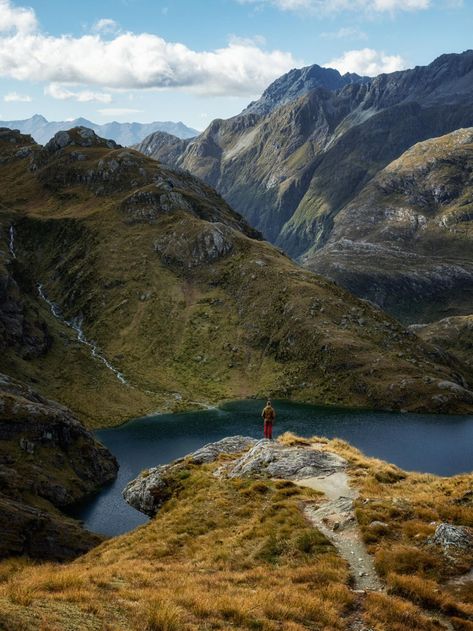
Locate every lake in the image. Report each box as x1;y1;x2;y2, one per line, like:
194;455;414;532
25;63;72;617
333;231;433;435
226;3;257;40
71;399;473;537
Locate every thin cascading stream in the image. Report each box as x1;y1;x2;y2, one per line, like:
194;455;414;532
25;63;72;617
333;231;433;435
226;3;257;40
8;225;16;259
37;283;127;385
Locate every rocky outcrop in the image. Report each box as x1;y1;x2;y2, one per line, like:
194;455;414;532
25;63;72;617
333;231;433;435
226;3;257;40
123;437;349;516
0;373;118;559
217;439;346;479
429;523;473;550
123;436;256;516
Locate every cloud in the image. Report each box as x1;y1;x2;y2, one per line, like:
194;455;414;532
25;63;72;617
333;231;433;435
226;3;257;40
97;107;142;117
325;48;407;75
238;0;430;12
45;83;112;103
4;91;31;101
0;0;298;97
92;18;120;35
320;26;367;39
0;0;37;33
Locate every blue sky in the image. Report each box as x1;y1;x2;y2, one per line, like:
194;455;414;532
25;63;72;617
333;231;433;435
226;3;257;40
0;0;470;130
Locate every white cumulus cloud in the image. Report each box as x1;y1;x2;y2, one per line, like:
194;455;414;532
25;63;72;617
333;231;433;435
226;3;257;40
0;0;37;33
4;91;31;101
325;48;407;75
0;0;298;97
92;18;120;35
45;83;112;103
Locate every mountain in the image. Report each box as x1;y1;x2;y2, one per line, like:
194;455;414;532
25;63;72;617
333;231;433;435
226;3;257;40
135;51;473;305
0;114;198;146
304;128;473;324
0;125;472;433
242;63;369;116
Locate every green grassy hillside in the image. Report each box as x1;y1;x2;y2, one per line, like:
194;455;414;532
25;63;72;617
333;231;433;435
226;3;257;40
1;126;472;427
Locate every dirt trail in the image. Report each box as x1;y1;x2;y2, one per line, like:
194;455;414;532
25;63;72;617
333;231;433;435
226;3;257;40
295;471;383;592
295;466;457;630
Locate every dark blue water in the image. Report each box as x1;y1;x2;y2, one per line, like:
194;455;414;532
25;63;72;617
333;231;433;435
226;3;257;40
72;400;473;537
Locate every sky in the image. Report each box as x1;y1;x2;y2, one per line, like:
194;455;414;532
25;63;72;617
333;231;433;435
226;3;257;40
0;0;471;130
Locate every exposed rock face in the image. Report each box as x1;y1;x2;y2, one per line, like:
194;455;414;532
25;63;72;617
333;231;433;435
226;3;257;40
429;523;473;550
123;436;256;516
154;221;235;267
217;439;346;479
135;51;473;261
0;373;118;559
242;64;368;117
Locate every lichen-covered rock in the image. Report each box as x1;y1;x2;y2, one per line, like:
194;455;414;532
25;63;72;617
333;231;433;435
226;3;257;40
123;437;348;517
217;439;346;480
429;523;473;550
123;436;255;516
154;221;235;267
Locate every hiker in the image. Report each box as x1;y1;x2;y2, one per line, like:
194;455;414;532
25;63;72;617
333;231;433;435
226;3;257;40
262;400;275;439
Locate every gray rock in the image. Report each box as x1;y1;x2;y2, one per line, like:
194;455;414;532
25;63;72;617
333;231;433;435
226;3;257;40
123;436;256;516
368;520;389;530
188;436;256;464
429;523;473;550
217;439;346;480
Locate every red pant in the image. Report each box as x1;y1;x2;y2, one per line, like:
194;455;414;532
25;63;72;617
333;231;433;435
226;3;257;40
264;421;273;439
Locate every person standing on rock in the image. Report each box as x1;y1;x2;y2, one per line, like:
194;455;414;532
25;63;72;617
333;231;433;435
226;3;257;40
262;400;275;439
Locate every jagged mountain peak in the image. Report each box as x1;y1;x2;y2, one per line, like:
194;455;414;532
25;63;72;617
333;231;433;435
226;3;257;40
243;62;369;117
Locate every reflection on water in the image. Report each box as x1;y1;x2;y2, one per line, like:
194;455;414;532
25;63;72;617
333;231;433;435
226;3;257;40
70;400;473;536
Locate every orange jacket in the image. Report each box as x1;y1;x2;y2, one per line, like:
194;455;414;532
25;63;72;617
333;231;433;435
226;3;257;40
262;405;275;423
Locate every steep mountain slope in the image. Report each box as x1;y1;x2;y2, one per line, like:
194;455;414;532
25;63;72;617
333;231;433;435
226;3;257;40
305;128;473;324
413;315;473;370
137;50;473;259
0;372;117;560
1;126;473;423
0;114;198;146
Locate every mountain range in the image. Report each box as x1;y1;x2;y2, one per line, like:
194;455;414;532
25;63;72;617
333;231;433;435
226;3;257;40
135;50;473;326
0;114;198;146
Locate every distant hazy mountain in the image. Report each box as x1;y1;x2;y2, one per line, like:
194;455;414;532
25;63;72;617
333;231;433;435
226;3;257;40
0;114;198;146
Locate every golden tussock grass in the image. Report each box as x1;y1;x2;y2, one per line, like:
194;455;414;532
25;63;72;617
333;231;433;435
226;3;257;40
0;436;472;630
0;457;353;630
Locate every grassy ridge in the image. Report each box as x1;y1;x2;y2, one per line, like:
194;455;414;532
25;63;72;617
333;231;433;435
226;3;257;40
0;435;471;630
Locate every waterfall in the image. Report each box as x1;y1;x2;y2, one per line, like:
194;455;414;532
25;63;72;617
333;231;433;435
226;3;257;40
37;283;127;385
8;226;16;259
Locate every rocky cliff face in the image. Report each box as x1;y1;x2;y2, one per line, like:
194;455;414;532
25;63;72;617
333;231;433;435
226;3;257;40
0;373;118;560
305;128;473;325
242;63;368;117
136;51;473;261
1;124;473;425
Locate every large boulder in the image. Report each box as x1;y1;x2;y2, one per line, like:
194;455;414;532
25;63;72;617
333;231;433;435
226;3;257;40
217;439;346;480
429;523;473;550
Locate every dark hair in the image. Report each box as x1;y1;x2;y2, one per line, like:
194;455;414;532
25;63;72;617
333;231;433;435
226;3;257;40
267;400;271;406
